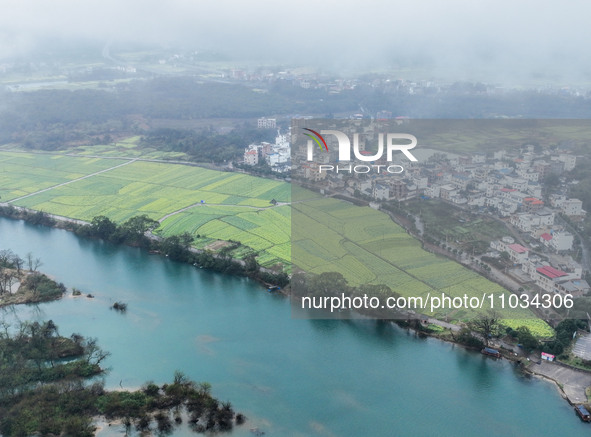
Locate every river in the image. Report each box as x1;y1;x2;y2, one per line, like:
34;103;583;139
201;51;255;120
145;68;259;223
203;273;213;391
0;217;588;436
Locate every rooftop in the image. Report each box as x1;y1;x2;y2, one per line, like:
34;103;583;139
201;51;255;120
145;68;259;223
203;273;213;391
536;265;568;279
507;243;529;253
541;233;552;241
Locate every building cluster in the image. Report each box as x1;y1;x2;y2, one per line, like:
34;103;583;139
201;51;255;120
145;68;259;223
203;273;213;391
218;67;591;99
489;237;589;296
313;145;584;251
296;138;589;296
243;129;291;173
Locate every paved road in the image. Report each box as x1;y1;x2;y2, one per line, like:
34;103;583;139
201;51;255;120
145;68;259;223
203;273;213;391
426;317;461;332
573;332;591;361
557;214;591;272
528;360;591;404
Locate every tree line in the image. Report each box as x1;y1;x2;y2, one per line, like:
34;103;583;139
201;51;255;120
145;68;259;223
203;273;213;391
0;207;289;287
5;75;591;150
140;125;275;163
74;215;289;287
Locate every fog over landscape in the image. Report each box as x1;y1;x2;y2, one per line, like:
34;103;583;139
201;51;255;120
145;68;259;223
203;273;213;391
1;0;589;85
4;2;591;436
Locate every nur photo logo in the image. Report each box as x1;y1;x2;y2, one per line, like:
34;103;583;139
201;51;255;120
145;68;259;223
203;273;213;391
301;123;419;174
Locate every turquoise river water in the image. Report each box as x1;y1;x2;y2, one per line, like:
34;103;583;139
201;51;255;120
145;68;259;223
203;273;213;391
0;217;588;436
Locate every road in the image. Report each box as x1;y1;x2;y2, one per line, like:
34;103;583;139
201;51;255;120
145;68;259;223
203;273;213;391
557;214;591;272
158;200;290;223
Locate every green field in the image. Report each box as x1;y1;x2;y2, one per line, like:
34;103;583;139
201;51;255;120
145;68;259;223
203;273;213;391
12;160;290;221
292;194;552;335
58;136;193;161
0;152;127;201
1;136;192;161
411;120;591;154
0;151;553;335
0;152;290;267
158;205;291;267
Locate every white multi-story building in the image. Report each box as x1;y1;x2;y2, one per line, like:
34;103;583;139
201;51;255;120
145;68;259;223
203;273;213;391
302;163;327;181
244;149;259;165
522;260;589;296
257;117;276;129
490;240;529;264
425;184;441;198
440;184;458;200
553;232;574;252
468;195;486;207
372;184;390;200
506;243;529;263
503;177;529;191
558;153;577;171
472;154;486;164
533;265;570;293
525;182;542;198
493;150;506;160
540;231;574;251
413;176;429;190
549;194;566;208
510;209;555;232
561;198;585;217
267;153;279;166
517;170;539;182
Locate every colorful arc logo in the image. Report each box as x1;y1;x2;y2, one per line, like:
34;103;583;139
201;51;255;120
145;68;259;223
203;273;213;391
303;128;329;152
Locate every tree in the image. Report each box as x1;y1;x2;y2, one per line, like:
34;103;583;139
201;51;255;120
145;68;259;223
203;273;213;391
120;215;159;244
244;254;259;273
0;267;17;295
198;382;212;395
0;249;15;267
159;232;194;261
310;272;350;297
90;216;117;240
455;327;485;349
83;338;111;366
26;251;42;271
468;311;501;346
516;326;540;352
33;257;43;272
12;254;23;274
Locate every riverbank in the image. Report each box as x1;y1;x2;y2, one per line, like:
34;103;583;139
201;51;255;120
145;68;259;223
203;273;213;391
2;216;589;436
527;360;591;405
417;320;591;411
4;202;591;422
0;268;66;307
0;203;288;290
